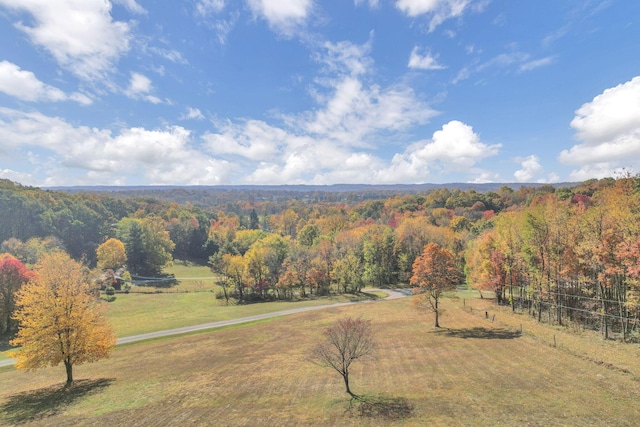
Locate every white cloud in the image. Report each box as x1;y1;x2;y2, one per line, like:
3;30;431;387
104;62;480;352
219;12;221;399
0;0;131;81
125;72;162;104
200;39;441;184
0;168;35;185
204;119;286;161
182;107;205;121
0;60;92;104
313;38;374;77
148;47;188;64
247;0;313;36
519;56;556;72
453;67;470;84
395;0;473;32
458;49;552;82
193;0;237;44
195;0;225;16
378;120;500;183
560;76;640;180
302;39;436;147
0;108;231;185
113;0;146;14
408;47;446;70
354;0;380;8
514;155;542;182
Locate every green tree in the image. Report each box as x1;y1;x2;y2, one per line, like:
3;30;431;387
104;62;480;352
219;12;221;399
117;218;175;276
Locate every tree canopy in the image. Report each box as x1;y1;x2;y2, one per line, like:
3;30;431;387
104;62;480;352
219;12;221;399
11;251;116;385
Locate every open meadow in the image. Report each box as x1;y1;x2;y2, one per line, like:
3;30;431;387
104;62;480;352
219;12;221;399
2;294;640;426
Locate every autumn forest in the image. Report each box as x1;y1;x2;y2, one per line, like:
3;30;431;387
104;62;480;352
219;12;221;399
2;176;640;343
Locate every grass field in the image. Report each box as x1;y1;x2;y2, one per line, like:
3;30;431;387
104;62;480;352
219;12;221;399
2;295;640;426
102;259;386;337
104;290;384;337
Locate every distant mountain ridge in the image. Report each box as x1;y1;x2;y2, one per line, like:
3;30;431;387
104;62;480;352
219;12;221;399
48;182;577;194
45;182;579;208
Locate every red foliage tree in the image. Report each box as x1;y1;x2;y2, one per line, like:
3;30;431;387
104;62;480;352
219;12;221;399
0;255;34;335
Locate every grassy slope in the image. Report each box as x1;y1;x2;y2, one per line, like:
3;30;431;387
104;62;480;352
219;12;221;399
2;296;640;426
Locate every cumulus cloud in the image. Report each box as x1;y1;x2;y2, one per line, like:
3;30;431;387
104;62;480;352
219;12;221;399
514;155;543;182
124;72;162;104
559;76;640;180
303;39;436;147
395;0;473;32
247;0;313;36
0;108;232;185
408;47;446;70
201;39;446;184
0;61;92;104
0;0;131;81
378;120;501;183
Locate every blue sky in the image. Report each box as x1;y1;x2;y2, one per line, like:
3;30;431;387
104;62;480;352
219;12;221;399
0;0;639;186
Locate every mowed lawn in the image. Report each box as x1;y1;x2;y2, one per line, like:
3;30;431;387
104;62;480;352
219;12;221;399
3;297;640;426
104;260;384;337
104;290;383;337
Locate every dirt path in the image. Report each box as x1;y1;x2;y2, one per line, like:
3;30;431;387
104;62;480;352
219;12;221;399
0;288;408;367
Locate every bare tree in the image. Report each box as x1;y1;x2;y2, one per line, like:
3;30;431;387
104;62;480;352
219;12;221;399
311;317;374;398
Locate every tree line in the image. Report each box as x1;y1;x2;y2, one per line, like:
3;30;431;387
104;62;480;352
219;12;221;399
5;176;639;342
466;176;640;340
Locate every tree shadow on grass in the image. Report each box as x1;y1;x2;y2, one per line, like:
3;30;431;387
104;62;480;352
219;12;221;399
349;395;414;421
1;378;114;424
439;327;521;340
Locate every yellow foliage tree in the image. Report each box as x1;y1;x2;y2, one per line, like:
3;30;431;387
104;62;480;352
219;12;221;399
96;237;127;270
11;251;116;385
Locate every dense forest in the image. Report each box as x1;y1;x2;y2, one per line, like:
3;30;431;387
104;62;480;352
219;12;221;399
3;176;640;341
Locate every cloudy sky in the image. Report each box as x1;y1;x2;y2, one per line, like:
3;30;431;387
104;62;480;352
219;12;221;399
0;0;639;186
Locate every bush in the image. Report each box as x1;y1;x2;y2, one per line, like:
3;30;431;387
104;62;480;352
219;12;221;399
105;286;115;296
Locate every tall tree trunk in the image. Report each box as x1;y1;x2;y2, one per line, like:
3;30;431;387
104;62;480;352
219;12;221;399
65;360;73;385
434;298;440;328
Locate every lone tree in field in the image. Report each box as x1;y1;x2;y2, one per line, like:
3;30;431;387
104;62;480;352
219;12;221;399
11;251;116;385
410;243;459;328
311;317;374;398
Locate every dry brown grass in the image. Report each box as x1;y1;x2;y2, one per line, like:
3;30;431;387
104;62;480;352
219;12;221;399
2;296;640;426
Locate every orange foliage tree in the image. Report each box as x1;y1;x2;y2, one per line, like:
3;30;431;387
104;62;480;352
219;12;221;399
410;243;459;327
11;251;116;385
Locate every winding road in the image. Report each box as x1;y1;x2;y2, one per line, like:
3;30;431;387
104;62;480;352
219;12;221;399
0;288;410;368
